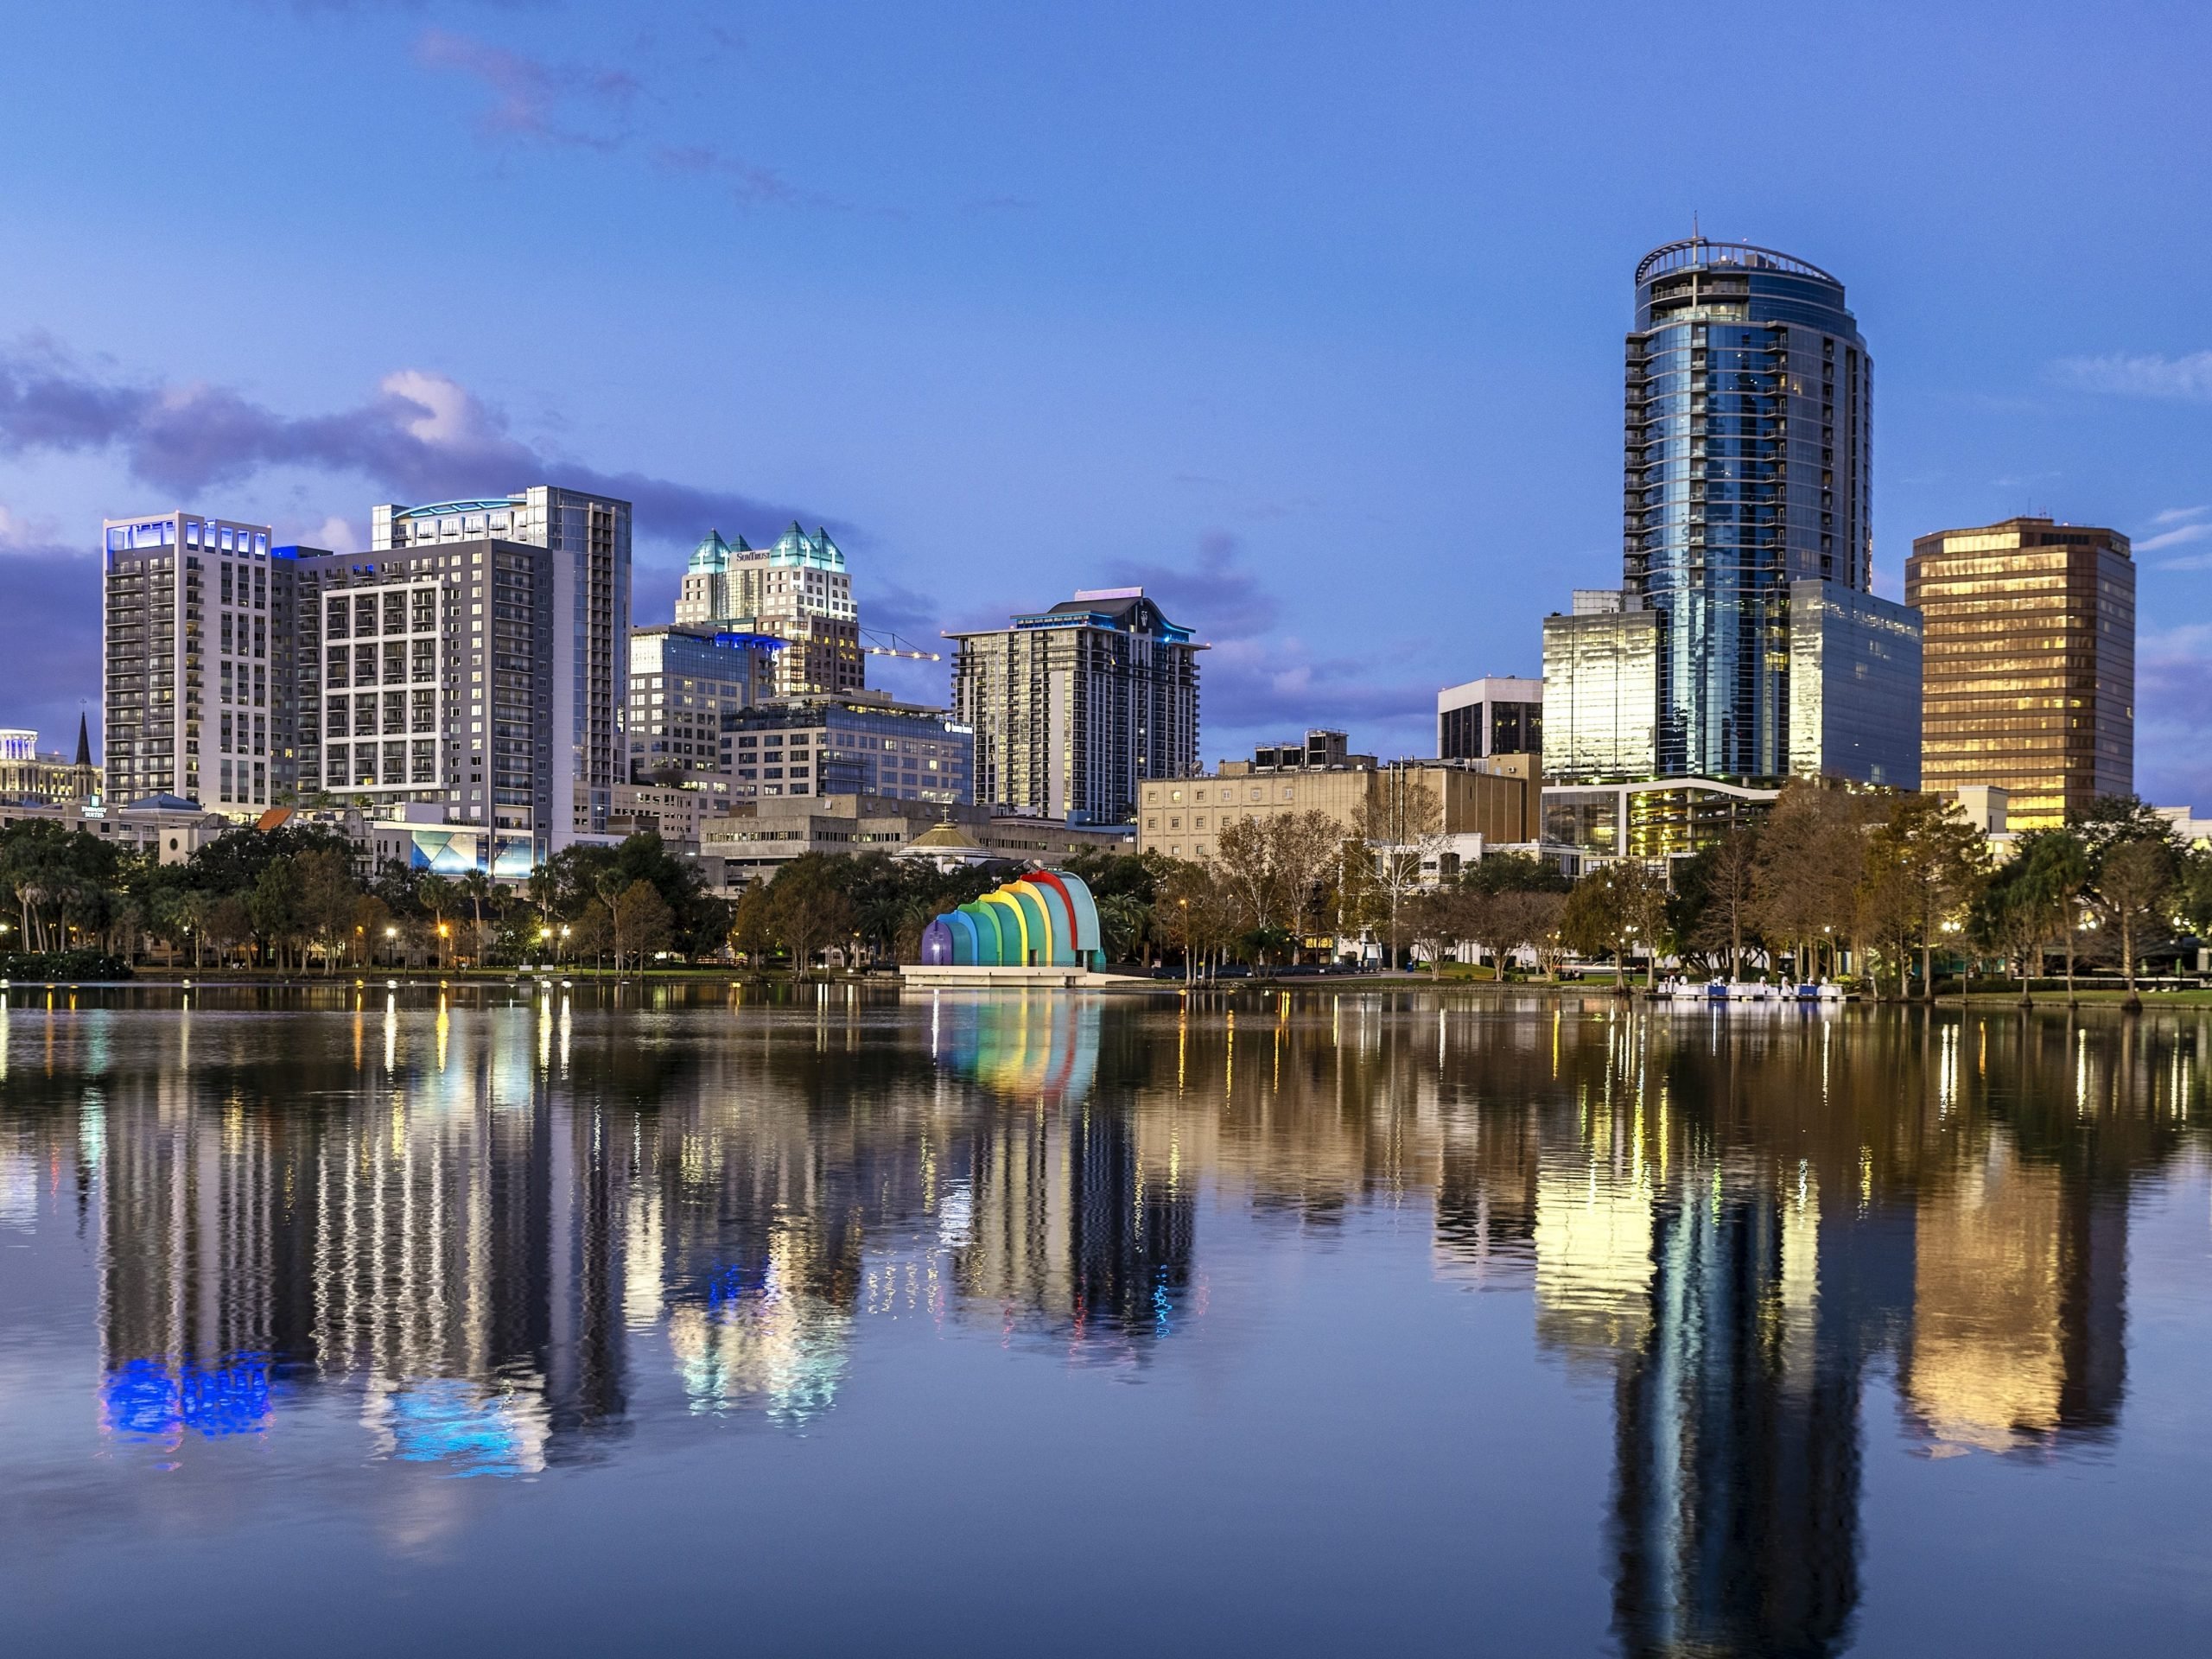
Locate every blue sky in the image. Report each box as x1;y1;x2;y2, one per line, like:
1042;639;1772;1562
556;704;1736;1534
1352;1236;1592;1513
3;0;2210;799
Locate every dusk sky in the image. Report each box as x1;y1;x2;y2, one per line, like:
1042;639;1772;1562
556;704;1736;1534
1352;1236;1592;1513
4;1;2210;798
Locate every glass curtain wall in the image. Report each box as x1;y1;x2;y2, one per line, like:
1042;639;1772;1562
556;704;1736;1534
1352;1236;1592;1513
1624;242;1871;782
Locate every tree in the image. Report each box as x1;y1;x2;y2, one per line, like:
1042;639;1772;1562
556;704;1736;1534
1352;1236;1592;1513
1272;811;1351;959
1682;826;1760;982
1497;889;1568;980
1158;860;1236;982
1859;793;1985;998
296;848;359;975
2090;837;2175;1009
1971;857;2059;1006
1853;855;1919;1001
1096;891;1153;964
1461;850;1572;896
1213;818;1286;956
610;879;674;971
766;855;858;977
1353;771;1444;970
249;858;305;969
729;881;777;965
1405;887;1478;979
417;874;460;969
1562;862;1669;989
457;869;497;964
2013;829;2091;1001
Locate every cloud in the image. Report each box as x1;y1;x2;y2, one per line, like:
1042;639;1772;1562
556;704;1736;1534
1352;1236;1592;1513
652;145;814;209
2152;505;2209;525
2053;351;2212;402
1090;531;1438;754
413;28;641;149
0;532;101;759
0;337;825;547
310;515;361;554
2137;622;2212;806
1109;531;1282;640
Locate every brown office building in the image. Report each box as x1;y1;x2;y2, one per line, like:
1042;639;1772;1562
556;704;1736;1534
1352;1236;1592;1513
1904;517;2133;830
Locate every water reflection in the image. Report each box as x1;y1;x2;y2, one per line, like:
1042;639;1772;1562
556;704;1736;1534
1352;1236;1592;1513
0;986;2203;1655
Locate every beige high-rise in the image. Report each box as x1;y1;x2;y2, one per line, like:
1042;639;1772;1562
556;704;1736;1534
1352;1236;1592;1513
1904;517;2133;830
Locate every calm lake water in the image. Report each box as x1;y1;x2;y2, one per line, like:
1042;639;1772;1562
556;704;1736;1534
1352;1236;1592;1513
2;982;2208;1657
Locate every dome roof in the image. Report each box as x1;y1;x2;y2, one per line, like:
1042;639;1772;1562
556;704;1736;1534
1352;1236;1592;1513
908;819;983;850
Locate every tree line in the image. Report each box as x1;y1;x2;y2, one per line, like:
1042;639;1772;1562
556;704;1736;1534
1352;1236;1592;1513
7;784;2206;994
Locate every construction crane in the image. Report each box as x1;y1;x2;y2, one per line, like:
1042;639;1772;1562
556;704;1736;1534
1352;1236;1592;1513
861;627;942;662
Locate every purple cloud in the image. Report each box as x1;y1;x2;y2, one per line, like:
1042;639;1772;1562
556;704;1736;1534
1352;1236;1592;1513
1109;530;1282;639
0;539;102;760
0;340;827;547
413;29;641;150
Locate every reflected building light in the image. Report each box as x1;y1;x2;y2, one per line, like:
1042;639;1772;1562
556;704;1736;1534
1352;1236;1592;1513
1901;1132;2123;1454
364;1375;549;1478
1533;1133;1656;1370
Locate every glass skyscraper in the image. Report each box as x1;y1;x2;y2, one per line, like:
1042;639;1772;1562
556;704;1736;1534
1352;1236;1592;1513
1623;239;1872;780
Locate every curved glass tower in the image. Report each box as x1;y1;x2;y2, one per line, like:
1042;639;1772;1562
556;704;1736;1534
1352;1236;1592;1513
1623;239;1871;780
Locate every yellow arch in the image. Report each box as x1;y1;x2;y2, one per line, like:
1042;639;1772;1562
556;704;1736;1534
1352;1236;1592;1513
978;889;1031;964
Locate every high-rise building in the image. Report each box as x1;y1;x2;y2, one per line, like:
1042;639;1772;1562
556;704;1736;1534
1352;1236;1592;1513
1438;677;1543;762
101;512;293;815
1541;593;1660;785
948;588;1202;826
676;524;862;698
371;488;632;839
1623;238;1873;779
291;537;556;872
1905;517;2134;829
723;691;974;804
1786;581;1923;788
625;626;785;802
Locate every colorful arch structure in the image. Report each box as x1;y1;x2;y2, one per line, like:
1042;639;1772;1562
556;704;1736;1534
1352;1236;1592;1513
919;871;1104;970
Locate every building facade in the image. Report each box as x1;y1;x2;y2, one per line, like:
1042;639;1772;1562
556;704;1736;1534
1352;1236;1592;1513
1905;517;2134;830
1623;239;1873;780
1786;581;1923;788
1438;677;1543;761
102;512;294;815
950;588;1201;826
372;487;632;839
0;722;99;804
1539;777;1778;862
292;537;554;873
675;524;862;698
723;692;973;805
1135;744;1535;864
1541;595;1661;784
701;793;1128;883
626;626;785;801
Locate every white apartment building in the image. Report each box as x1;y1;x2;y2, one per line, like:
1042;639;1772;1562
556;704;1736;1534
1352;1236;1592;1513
371;488;632;840
101;512;292;817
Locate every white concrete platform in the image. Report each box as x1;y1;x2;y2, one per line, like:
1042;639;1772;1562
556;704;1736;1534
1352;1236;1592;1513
899;964;1153;990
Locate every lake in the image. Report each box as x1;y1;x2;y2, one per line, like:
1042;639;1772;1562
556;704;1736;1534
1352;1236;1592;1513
2;983;2207;1656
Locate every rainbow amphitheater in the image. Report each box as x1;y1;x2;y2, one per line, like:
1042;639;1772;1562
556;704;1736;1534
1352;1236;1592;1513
908;871;1122;987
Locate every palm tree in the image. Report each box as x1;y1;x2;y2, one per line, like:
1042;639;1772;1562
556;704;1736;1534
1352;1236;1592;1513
458;869;496;965
418;874;459;970
1096;893;1152;965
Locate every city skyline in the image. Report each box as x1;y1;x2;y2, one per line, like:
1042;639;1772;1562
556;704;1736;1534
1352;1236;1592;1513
3;4;2211;804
